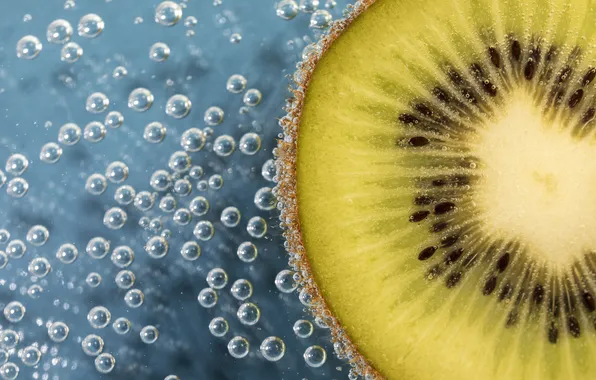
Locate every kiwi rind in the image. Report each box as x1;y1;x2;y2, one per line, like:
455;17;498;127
275;0;380;378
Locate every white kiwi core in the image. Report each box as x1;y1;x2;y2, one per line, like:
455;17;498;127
476;90;596;267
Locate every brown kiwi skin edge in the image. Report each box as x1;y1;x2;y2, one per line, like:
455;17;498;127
275;0;382;379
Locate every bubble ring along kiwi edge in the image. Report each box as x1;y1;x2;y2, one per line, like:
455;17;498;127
275;0;381;379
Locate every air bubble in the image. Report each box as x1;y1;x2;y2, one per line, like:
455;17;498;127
40;142;63;163
304;345;327;367
243;89;262;106
275;269;297;293
82;334;104;356
129;88;154;112
207;268;228;289
20;346;41;366
229;33;242;43
198;288;218;308
140;325;159;344
94;353;115;374
276;0;299;20
190;196;209;216
48;321;69;342
125;289;144;308
226;74;247;93
237;302;260;325
180;241;200;261
168;151;191;173
194;220;214;241
104;111;123;128
208;174;224;189
86;272;102;287
213;135;235;156
112;317;131;335
61;42;83;63
181;128;205;152
166;94;192;119
0;231;7;244
0;362;19;380
227;336;249;359
239;133;261;155
204;106;224;126
0;252;7;269
310;9;332;28
3;301;25;323
230;279;253;300
173;208;192;225
149;42;170;62
209;317;228;337
104;207;127;229
6;240;26;259
260;337;285;362
114;185;136;205
220;206;241;227
293;319;314;338
16;35;42;59
26;225;49;246
78;14;104;38
159;194;177;212
0;330;18;349
105;161;129;183
134;191;155;211
237;242;257;263
84;121;107;142
261;159;276;182
300;0;319;12
111;246;134;268
28;257;51;277
6;180;28;197
47;19;73;44
27;284;43;298
56;243;78;264
86;237;110;259
113;66;128;79
155;1;183;26
144;122;166;143
58;123;81;145
247;216;267;238
88;306;111;329
150;170;172;191
86;173;108;195
184;16;198;27
5;154;28;175
145;236;168;259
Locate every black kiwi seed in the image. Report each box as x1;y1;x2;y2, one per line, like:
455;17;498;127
483;276;498;295
399;113;419;125
568;316;581;338
414;103;433;117
496;253;510;272
581;107;595;124
418;246;437;261
568;89;584;108
446;271;462;288
499;283;513;301
511;40;521;61
583;67;596;86
582;292;596;312
548;323;559;344
409;210;430;222
434;202;456;215
440;234;459;248
444;248;464;265
533;285;545;305
431;221;449;233
408;136;430;147
488;47;501;68
524;60;536;80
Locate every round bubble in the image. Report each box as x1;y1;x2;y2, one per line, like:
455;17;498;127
155;1;183;26
304;345;327;367
193;220;214;241
237;242;257;263
275;269;297;293
60;42;83;63
144;122;166;143
113;66;128;79
168;151;191;173
231;279;253;301
237;302;260;325
86;237;110;259
247;216;267;238
134;191;155;211
261;159;277;182
21;346;41;366
40;142;63;163
5;154;28;176
208;174;224;190
115;270;135;289
140;325;159;344
56;243;78;264
260;336;286;362
105;161;129;183
180;241;200;261
300;0;319;12
112;317;131;335
104;111;123;128
3;302;25;323
166;94;192;119
149;42;170;62
0;330;19;349
229;33;242;44
150;170;172;191
204;106;224;126
189;166;203;179
243;89;262;106
86;92;109;114
82;334;104;356
111;246;134;268
0;362;19;380
254;187;276;210
197;288;218;308
28;257;51;277
276;0;299;19
145;236;168;259
103;207;127;230
88;306;111;329
206;268;228;289
128;88;154;112
209;317;228;337
124;289;144;308
48;321;69;342
227;336;249;359
78;14;104;38
94;353;115;374
226;74;247;93
293;319;314;338
86;272;102;287
181;128;205;152
159;195;177;213
85;174;107;195
26;225;49;246
184;16;198;27
16;35;42;59
27;285;43;299
310;9;332;28
6;240;26;259
58;123;81;145
213;135;235;157
84;121;107;142
239;133;261;155
173;208;192;225
220;207;241;227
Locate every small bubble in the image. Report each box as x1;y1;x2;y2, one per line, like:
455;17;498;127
204;106;224;126
114;185;136;205
105;161;129;183
82;334;104;356
189;165;204;179
208;174;224;189
229;33;242;44
86;272;102;287
48;321;69;342
237;302;260;325
247;216;267;238
180;241;200;261
149;42;170;62
194;220;214;241
300;0;319;13
103;207;127;230
134;191;155;211
94;353;115;374
213;135;235;157
189;196;209;216
58;123;81;145
78;14;104;38
275;269;297;293
0;230;8;244
145;236;168;259
3;301;25;323
155;1;183;26
140;325;159;344
5;154;28;176
276;0;299;20
304;345;327;367
227;336;249;359
324;0;336;8
47;19;73;44
128;88;154;112
144;122;166;143
28;257;51;277
242;89;262;106
173;207;192;225
260;337;285;362
6;240;26;259
208;317;228;337
112;317;131;335
293;319;314;338
237;242;257;263
20;346;41;366
85;173;108;195
207;268;228;289
230;279;253;301
0;330;18;349
104;111;123;128
309;9;332;28
226;74;247;93
39;142;63;163
115;270;135;289
84;121;107;142
124;289;144;308
168;151;191;173
261;159;276;182
56;243;78;264
184;16;197;27
0;252;7;269
16;35;42;59
159;194;177;212
254;187;276;210
220;206;241;227
181;128;205;152
197;288;218;308
86;237;110;259
6;178;29;198
166;94;192;119
0;362;19;380
239;133;261;155
88;306;111;329
112;66;128;79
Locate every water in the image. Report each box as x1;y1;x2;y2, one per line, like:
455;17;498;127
0;0;352;378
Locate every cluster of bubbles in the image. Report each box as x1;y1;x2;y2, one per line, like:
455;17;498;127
0;0;357;377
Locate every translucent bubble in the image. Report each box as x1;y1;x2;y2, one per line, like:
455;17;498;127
149;42;170;62
56;243;78;264
103;207;128;230
47;19;72;44
105;161;129;184
28;257;51;277
0;252;7;269
144;121;166;143
174;179;192;197
229;33;242;44
0;330;19;349
0;362;19;380
139;217;151;229
180;241;200;261
112;65;128;79
115;272;135;291
150;218;163;233
293;319;314;338
20;346;41;366
213;135;235;157
159;195;177;213
208;174;224;190
207;268;228;289
104;111;123;129
243;89;262;106
227;336;249;359
304;345;327;367
86;272;102;287
3;302;25;323
140;325;159;344
85;174;107;195
247;216;267;238
196;180;208;191
254;187;276;211
226;74;247;93
6;240;26;259
88;306;111;329
168;151;191;173
86;237;110;259
58;123;81;145
61;42;83;63
310;9;332;28
193;220;214;241
128;88;154;112
173;208;192;225
166;94;192;119
299;288;313;306
184;16;198;27
112;317;131;335
27;284;43;299
84;121;107;142
231;279;253;301
260;336;286;362
94;353;115;374
25;225;48;247
276;0;299;19
124;289;144;308
155;1;183;26
204;106;224;126
261;159;276;182
48;321;69;342
134;191;155;211
236;242;257;263
197;288;218;308
111;246;134;268
145;236;168;259
237;302;260;325
189;166;203;180
189;196;209;216
149;170;171;192
40;142;63;163
0;231;8;244
114;185;135;205
78;14;104;38
300;0;319;12
208;317;228;337
239;133;261;155
82;334;104;356
275;270;297;293
181;128;205;152
220;206;241;228
16;35;42;59
5;154;28;176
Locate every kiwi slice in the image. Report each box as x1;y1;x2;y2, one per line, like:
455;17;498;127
277;0;596;378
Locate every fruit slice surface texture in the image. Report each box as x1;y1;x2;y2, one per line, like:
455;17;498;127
293;0;596;379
